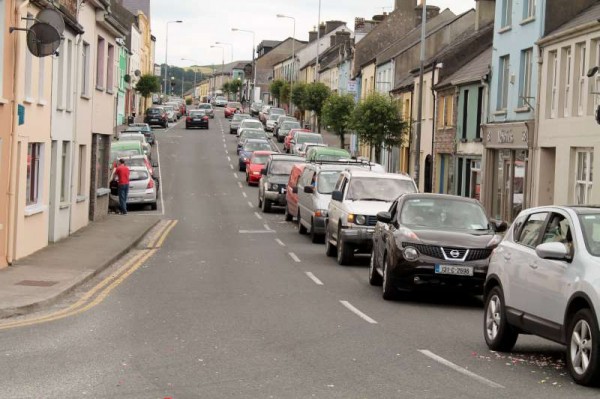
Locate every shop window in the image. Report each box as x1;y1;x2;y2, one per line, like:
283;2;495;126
26;143;43;206
575;149;593;205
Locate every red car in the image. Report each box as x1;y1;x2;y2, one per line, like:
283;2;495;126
245;150;275;185
284;128;310;153
224;101;243;118
285;164;306;221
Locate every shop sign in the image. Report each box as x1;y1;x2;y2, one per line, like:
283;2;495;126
483;122;531;149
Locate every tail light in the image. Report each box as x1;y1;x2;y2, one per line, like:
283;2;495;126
187;116;192;122
147;178;154;189
203;116;209;120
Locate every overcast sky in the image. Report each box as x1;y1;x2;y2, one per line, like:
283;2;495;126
151;0;477;68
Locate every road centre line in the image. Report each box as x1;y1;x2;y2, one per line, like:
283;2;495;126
247;201;253;208
254;212;263;220
242;192;247;198
339;300;378;324
275;238;286;247
239;230;276;234
233;172;239;179
229;164;234;170
264;224;272;231
227;156;231;162
305;272;324;286
288;252;301;263
237;182;243;188
418;350;504;389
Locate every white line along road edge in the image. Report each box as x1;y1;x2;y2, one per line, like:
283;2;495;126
339;300;378;324
305;272;324;286
418;350;504;389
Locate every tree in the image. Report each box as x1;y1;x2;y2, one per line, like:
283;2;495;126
321;93;355;149
303;82;331;133
185;98;192;105
270;79;285;106
280;81;291;108
135;74;161;99
229;79;244;101
221;81;231;99
291;82;307;122
351;93;408;163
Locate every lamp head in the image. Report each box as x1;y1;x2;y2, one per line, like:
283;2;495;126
587;66;599;78
231;28;239;32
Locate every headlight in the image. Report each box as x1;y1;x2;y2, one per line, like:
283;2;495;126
314;209;328;217
270;183;279;190
355;215;366;225
403;246;419;261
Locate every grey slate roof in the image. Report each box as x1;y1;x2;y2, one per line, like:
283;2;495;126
547;2;600;36
436;46;492;87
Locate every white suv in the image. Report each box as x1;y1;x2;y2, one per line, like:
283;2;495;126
483;205;600;386
325;169;417;265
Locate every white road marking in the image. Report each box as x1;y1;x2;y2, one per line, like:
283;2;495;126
247;201;254;208
229;164;234;170
239;230;277;234
339;301;378;324
227;156;231;162
222;138;225;142
237;182;243;188
288;252;301;263
275;238;286;247
156;141;165;216
305;272;324;286
264;224;272;231
242;192;247;198
233;172;238;179
254;212;263;220
418;350;505;389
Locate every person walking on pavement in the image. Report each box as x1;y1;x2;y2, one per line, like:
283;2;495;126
111;159;130;215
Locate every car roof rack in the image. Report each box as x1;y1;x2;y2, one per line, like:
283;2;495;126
307;158;374;169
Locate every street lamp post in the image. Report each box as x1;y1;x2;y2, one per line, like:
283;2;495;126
215;41;234;63
277;14;296;114
232;28;256;103
211;45;225;97
164;20;183;97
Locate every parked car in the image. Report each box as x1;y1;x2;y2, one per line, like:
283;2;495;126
305;146;350;162
246;150;275;186
482;205;600;386
117;154;160;192
237;119;264;136
110;141;144;169
291;132;324;155
285;164;307;222
250;101;263;116
267;107;285;120
274;116;297;139
325;170;418;265
265;114;280;132
284;128;311;152
144;107;168;128
277;120;302;144
162;105;177;122
186;109;210;129
370;193;505;300
259;105;272;124
164;102;182;118
118;132;151;160
213;96;228;107
109;165;157;210
238;139;273;171
237;129;269;154
225;102;243;118
127;123;155;146
258;154;305;213
229;114;251;134
197;103;215;119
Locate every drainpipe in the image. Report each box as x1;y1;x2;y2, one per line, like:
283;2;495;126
69;33;83;235
430;62;437;193
7;0;28;264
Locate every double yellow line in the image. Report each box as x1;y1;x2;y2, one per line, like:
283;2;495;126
0;220;178;331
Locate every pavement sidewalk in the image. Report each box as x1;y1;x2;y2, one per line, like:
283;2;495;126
0;214;160;319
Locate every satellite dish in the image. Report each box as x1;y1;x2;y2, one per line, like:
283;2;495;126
26;22;61;57
36;8;65;35
134;69;141;77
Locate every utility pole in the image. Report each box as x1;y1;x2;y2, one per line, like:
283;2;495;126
414;0;427;190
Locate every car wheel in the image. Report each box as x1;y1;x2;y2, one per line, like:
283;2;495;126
567;308;600;386
262;198;271;213
336;227;353;266
245;173;249;183
310;219;323;244
381;254;396;300
150;202;158;211
239;165;244;172
298;211;307;234
258;194;263;209
325;226;337;257
483;286;519;351
369;248;383;286
285;205;293;222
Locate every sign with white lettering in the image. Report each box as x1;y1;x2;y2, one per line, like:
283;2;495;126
482;122;531;149
347;80;357;93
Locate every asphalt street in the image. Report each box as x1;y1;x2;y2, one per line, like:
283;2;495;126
0;109;598;398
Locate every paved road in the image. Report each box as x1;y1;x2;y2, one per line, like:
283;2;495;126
0;109;598;398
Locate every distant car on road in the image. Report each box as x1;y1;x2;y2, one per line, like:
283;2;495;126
229;113;251;134
144;107;168;128
225;102;243;118
258;154;305;213
213;96;228;107
197;103;215;119
250;101;263;116
237;118;264;136
186;109;209;129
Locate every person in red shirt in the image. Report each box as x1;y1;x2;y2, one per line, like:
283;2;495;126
111;159;130;215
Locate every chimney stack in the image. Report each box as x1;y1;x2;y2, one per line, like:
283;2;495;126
308;28;318;43
475;0;495;31
318;22;326;38
325;20;346;34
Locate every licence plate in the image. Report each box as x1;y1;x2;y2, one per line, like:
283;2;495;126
435;265;473;276
280;187;286;194
151;118;158;121
193;118;201;121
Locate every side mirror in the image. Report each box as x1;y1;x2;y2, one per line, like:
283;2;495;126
261;168;267;175
152;162;159;168
292;186;298;194
376;211;393;224
331;190;343;202
491;220;508;233
304;186;315;194
535;242;570;261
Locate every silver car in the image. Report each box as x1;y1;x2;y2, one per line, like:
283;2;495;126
229;114;251;134
483;205;600;386
237;119;264;136
110;166;157;210
291;132;324;155
197;103;215;118
118;132;152;160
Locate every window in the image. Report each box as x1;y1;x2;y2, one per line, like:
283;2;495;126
498;55;510;110
436;94;453;127
523;0;535;19
577;44;586;116
476;87;483;139
515;212;548;247
550;51;559;118
576;149;593;205
66;39;73;110
107;43;114;92
541;213;573;249
96;36;105;89
595;41;600;109
77;145;86;196
26;143;42;206
519;48;533;108
60;141;70;203
564;47;572;117
57;40;65;108
95;135;109;190
81;42;90;96
0;0;5;97
501;0;512;28
24;13;33;99
461;90;469;139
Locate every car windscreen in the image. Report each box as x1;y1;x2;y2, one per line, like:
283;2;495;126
251;155;270;165
399;198;490;231
189;111;206;117
317;171;342;194
242;121;263;129
111;149;141;160
244;141;271;151
120;136;143;143
282;122;301;130
347;177;416;202
129;170;149;181
232;114;248;121
270;108;285;115
297;134;323;144
123;158;146;168
268;115;279;121
270;160;296;175
241;131;266;140
198;104;211;109
578;214;600;256
227;102;242;108
147;108;161;114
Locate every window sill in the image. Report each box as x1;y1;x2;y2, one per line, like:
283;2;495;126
96;187;111;197
59;203;70;210
24;204;47;217
459;138;468;143
106;89;114;95
493;109;507;116
473;137;483;142
515;106;531;113
0;98;9;105
66;108;72;113
520;17;535;26
95;86;105;92
76;195;88;203
498;26;512;34
23;97;34;105
37;100;47;106
81;94;91;101
56;106;64;111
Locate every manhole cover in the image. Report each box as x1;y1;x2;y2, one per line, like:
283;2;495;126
15;280;58;287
